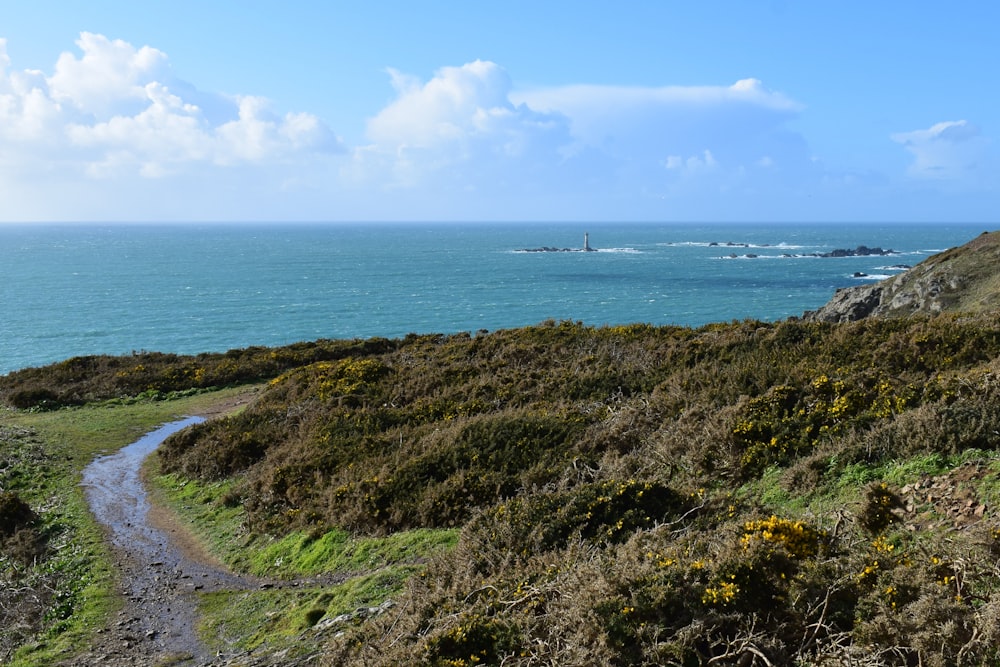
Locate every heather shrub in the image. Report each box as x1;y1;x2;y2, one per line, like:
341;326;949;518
858;482;904;535
159;408;289;479
850;529;1000;666
420;614;522;666
0;338;398;409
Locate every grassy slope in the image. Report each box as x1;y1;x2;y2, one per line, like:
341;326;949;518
146;468;457;656
6;311;1000;662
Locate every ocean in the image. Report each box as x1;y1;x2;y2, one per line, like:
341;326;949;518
0;221;991;375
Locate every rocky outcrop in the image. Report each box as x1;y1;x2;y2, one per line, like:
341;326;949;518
812;245;896;258
805;283;885;323
804;230;1000;322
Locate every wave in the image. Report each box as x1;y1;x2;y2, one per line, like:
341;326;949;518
718;249;905;261
509;247;640;254
718;253;826;260
663;241;808;250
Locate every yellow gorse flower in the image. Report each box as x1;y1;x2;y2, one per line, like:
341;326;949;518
742;515;825;559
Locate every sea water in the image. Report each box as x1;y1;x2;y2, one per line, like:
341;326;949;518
0;221;990;375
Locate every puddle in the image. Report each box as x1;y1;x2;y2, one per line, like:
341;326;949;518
83;418;203;557
81;417;246;662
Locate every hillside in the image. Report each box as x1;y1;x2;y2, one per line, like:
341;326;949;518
805;229;1000;322
5;232;1000;664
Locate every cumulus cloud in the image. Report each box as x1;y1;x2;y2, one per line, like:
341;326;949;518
350;63;813;220
892;120;989;181
1;34;892;222
0;32;341;184
48;32;170;118
352;60;577;195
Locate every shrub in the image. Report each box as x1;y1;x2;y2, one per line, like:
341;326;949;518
421;614;521;666
0;491;35;538
468;479;685;561
858;482;904;535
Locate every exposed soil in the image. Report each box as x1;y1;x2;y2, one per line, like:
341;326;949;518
898;460;998;533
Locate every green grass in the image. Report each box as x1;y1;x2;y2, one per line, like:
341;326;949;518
199;566;420;655
728;449;1000;547
240;527;457;578
7;385;258;466
1;386;259;666
147;444;457;655
148;471;458;578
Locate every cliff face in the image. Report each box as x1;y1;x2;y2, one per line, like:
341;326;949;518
804;230;1000;322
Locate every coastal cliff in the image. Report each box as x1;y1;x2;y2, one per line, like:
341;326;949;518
805;229;1000;322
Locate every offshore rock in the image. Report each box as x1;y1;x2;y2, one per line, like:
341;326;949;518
813;245;896;258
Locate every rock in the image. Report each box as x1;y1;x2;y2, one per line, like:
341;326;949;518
804;230;1000;322
804;284;884;322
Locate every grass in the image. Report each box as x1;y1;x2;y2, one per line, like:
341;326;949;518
7;385;259;466
198;566;420;655
239;528;458;578
144;404;458;655
148;462;458;654
148;470;458;578
0;386;259;666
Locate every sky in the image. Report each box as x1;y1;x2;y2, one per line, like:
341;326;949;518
0;1;997;223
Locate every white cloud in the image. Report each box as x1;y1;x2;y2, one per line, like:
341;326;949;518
48;32;169;118
369;61;515;147
348;64;814;220
510;77;814;212
665;150;718;172
11;34;988;223
892;120;989;182
352;60;577;194
0;32;341;190
512;78;802;158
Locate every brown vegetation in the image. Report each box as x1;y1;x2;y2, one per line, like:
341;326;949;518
0;338;396;409
7;310;1000;663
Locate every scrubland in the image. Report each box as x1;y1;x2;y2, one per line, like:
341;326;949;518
5;315;1000;664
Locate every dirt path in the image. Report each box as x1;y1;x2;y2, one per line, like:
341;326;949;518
66;419;255;666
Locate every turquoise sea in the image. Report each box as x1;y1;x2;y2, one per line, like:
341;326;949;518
0;221;991;375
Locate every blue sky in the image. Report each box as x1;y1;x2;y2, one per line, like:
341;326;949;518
0;1;997;223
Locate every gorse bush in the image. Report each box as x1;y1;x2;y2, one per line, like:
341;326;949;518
0;338;397;409
468;479;685;560
10;312;1000;663
150;314;1000;535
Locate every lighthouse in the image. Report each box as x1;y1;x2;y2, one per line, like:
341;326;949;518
583;232;592;252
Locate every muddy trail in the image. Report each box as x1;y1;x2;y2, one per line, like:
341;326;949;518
68;418;296;667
